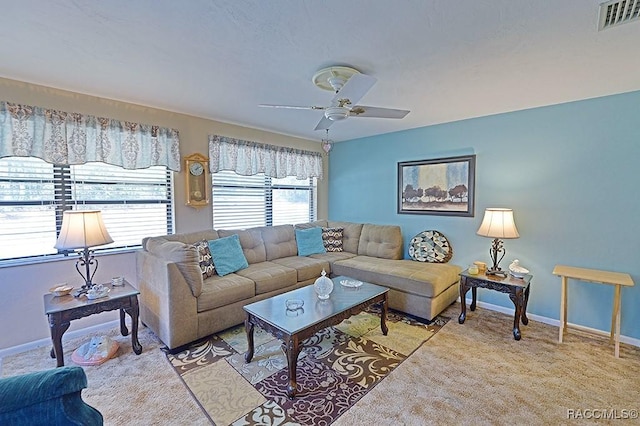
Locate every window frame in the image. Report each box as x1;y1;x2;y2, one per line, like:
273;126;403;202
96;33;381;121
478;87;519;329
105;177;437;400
212;171;317;230
0;157;174;264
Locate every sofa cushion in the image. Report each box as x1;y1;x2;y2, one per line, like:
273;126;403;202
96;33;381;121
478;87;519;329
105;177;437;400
310;251;358;263
144;230;219;247
328;221;363;254
197;274;256;312
208;234;249;276
322;227;343;252
193;240;216;278
144;238;202;297
218;228;266;264
271;256;330;282
261;225;298;260
234;261;297;294
295;227;326;256
331;256;461;298
357;224;403;260
294;220;328;229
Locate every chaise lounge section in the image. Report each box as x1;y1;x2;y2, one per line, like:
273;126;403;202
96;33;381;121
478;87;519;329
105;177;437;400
137;220;461;350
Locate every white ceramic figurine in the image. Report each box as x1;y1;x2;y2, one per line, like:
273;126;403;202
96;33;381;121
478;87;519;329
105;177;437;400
508;259;530;278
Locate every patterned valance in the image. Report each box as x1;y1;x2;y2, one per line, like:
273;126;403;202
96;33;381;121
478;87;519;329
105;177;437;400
209;135;323;180
0;101;181;171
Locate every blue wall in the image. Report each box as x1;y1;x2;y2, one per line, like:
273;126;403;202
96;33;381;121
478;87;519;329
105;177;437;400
329;90;640;339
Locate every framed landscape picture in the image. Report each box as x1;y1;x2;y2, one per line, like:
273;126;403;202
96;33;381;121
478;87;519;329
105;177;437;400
398;154;476;216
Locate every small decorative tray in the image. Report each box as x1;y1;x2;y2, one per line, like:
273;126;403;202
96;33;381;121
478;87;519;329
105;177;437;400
86;287;110;300
50;284;73;297
340;279;363;288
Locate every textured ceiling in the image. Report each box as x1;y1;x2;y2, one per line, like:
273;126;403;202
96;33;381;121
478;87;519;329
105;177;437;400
1;0;639;142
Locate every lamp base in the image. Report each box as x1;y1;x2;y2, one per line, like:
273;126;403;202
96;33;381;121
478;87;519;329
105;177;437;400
73;285;92;298
486;269;507;277
72;248;99;297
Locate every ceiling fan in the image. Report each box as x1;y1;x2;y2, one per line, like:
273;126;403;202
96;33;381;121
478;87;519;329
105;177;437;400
259;66;410;131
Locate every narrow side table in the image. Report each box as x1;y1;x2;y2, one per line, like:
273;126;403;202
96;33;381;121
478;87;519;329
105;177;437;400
458;269;532;340
43;280;142;367
552;265;634;358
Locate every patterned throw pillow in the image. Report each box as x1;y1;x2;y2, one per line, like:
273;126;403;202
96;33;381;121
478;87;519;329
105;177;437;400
193;240;215;278
322;227;344;252
408;230;453;263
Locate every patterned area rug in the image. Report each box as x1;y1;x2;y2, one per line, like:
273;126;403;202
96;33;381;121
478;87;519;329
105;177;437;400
165;306;449;425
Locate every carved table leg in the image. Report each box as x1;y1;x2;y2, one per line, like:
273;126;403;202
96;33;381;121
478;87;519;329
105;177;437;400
284;336;301;399
521;285;531;326
48;313;71;367
470;287;477;311
458;277;469;324
120;308;129;336
125;296;142;355
380;294;389;335
244;317;255;363
509;289;524;340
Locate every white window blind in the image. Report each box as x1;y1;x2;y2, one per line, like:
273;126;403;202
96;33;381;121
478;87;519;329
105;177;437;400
212;171;316;229
0;157;173;262
0;157;57;259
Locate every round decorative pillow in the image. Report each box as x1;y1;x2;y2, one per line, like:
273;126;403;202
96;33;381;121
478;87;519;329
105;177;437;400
408;230;453;263
71;335;119;366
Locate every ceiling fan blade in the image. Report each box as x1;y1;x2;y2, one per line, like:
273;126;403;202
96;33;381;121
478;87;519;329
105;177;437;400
331;73;377;106
259;104;325;110
314;115;335;131
349;105;410;119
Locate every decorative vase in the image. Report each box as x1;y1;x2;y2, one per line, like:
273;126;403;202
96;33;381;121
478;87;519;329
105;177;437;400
314;269;334;300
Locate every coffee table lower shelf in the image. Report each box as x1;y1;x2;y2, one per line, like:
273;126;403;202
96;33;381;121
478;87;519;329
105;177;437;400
244;279;388;398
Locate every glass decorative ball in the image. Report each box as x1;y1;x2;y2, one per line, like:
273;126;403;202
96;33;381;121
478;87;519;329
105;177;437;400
314;269;334;300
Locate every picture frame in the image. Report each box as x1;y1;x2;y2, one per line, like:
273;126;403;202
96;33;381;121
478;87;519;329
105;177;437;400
398;154;476;216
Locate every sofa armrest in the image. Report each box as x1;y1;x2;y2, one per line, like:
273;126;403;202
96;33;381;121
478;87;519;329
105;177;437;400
136;250;199;350
144;239;202;297
0;367;103;425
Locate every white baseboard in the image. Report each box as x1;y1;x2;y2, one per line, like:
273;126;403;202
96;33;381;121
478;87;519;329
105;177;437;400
2;299;639;373
0;319;120;368
464;298;640;348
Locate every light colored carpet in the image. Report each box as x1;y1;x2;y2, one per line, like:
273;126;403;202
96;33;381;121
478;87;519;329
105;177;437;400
2;303;639;425
1;325;209;425
335;303;640;425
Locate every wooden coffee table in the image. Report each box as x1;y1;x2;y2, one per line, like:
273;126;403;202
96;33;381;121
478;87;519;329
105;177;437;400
243;276;388;398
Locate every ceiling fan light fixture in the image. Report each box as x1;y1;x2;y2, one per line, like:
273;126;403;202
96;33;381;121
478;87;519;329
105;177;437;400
325;106;349;121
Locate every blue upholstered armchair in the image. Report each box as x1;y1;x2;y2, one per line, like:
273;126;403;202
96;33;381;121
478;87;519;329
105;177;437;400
0;366;103;425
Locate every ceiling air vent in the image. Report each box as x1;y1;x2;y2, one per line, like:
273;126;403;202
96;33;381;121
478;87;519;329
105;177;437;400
599;0;640;30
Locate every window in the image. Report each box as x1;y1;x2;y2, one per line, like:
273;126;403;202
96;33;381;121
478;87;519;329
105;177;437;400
212;171;316;229
0;157;173;262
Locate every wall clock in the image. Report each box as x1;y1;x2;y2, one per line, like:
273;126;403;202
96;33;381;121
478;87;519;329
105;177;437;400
184;153;210;208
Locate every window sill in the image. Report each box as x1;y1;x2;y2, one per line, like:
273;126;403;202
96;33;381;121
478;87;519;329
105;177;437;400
0;247;139;269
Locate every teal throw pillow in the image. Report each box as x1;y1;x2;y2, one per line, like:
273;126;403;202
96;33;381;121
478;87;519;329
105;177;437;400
295;227;326;256
207;234;249;276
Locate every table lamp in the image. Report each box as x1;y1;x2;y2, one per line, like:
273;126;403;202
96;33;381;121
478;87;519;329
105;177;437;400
55;210;113;294
476;208;519;276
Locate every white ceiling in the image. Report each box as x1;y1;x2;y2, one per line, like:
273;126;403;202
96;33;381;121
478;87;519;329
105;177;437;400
1;0;639;142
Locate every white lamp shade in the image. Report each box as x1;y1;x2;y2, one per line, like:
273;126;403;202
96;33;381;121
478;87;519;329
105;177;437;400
476;208;520;239
55;210;114;250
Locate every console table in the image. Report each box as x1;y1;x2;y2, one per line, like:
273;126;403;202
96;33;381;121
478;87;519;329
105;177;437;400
458;269;532;340
43;280;142;367
552;265;634;358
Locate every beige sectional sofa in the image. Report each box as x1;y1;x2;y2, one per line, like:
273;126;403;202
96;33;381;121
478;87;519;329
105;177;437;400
136;220;461;350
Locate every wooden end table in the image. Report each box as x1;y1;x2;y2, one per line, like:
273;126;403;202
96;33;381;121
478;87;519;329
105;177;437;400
458;269;532;340
552;264;634;358
43;280;142;367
